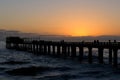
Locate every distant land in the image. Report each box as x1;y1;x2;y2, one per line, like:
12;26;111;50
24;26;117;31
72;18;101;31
0;29;120;42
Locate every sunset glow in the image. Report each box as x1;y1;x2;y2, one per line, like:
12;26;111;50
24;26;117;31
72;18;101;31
0;0;120;36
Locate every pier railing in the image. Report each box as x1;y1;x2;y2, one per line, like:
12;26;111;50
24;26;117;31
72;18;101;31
6;37;120;67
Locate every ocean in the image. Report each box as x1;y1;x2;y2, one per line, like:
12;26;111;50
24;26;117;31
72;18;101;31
0;41;120;80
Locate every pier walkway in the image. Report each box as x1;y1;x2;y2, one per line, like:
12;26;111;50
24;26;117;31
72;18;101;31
6;37;120;67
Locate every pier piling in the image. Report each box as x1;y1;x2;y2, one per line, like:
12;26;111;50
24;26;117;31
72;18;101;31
6;37;120;68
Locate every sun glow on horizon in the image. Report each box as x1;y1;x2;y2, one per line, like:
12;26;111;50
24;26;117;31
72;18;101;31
0;0;120;36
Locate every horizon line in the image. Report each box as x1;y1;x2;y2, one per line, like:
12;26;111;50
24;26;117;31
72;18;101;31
1;29;120;37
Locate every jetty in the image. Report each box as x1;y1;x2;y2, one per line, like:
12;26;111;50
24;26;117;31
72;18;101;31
6;37;120;67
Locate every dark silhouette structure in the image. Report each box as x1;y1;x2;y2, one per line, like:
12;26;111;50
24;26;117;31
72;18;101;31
6;37;120;67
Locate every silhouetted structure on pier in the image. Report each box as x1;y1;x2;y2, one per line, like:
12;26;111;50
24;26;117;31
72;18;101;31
6;37;120;67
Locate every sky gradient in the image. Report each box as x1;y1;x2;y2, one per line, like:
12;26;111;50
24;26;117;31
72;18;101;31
0;0;120;36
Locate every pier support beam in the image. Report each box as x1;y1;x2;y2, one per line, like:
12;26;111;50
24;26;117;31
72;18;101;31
36;44;39;54
33;44;36;54
71;46;76;58
39;44;42;55
52;45;55;55
88;47;92;64
67;46;71;57
47;45;51;55
113;49;118;67
34;44;37;54
62;45;67;57
79;47;84;63
98;48;104;64
57;45;61;56
30;44;32;52
44;45;47;55
109;48;112;64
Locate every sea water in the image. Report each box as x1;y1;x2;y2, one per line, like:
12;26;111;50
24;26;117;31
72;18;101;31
0;41;120;80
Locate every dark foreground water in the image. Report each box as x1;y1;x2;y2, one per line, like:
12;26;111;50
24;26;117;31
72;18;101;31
0;41;120;80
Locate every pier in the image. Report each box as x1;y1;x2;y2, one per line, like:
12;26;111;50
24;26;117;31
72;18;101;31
6;37;120;67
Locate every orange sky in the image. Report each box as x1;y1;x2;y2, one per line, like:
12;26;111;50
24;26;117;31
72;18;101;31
0;0;120;36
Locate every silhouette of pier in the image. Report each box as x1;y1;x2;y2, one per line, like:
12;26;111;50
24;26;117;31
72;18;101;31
6;37;120;67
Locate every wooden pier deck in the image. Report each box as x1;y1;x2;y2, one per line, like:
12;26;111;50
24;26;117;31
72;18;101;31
6;37;120;67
